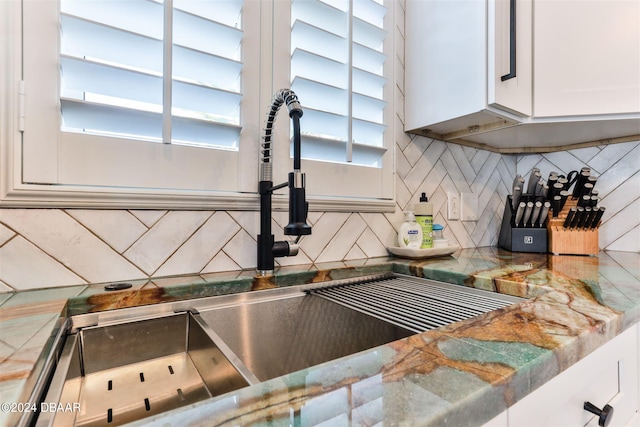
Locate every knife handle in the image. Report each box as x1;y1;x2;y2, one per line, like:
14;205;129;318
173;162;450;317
540;184;549;200
552;195;562;218
582;207;596;229
527;168;540;194
570;207;584;229
539;201;551;227
577;194;591;207
572;170;591;198
523;202;534;226
563;207;577;228
512;186;522;210
578;207;592;229
590;207;605;229
531;201;542;226
512;175;525;194
550;182;564;200
514;201;526;227
559;190;571;212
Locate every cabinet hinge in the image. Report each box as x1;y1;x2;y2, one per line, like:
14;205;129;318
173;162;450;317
18;80;25;132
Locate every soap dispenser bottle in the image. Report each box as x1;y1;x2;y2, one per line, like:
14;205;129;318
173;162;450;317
398;211;423;248
414;192;433;248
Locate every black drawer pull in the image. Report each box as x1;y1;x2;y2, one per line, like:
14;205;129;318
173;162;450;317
584;401;614;427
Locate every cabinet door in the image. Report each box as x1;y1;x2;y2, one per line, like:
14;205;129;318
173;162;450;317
489;0;532;117
534;0;640;118
508;325;639;427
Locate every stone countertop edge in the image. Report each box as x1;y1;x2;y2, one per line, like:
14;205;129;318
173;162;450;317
0;249;638;427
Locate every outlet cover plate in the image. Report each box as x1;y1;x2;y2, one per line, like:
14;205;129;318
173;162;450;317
448;192;460;220
461;192;478;221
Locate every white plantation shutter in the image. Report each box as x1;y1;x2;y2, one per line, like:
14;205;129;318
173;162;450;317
290;0;388;167
12;0;393;208
60;0;243;148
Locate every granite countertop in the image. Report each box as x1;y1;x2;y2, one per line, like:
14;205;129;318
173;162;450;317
1;248;638;427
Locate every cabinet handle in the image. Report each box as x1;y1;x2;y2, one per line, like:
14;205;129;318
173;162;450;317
501;0;517;81
583;401;614;427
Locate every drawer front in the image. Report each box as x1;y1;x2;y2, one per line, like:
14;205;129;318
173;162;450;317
508;325;639;427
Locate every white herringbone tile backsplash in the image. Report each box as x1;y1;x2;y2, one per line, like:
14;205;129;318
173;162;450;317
1;0;638;291
1;139;637;291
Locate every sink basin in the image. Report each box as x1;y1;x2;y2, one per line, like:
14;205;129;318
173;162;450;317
198;292;413;381
37;312;256;427
35;273;524;426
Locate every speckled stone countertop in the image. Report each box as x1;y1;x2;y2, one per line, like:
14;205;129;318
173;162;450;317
1;248;638;427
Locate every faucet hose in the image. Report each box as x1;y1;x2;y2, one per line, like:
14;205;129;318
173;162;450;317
260;89;303;181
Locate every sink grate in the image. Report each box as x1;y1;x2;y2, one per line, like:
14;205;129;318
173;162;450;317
308;275;524;333
75;353;211;426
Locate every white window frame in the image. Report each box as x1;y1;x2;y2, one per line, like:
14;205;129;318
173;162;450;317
0;0;395;212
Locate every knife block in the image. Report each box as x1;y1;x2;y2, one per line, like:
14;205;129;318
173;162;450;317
498;196;548;253
547;199;599;256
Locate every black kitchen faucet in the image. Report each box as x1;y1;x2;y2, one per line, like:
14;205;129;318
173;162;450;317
257;89;312;276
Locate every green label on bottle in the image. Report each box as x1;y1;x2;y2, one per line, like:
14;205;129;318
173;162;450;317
415;215;433;248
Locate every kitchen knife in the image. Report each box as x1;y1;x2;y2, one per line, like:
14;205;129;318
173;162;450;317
538;201;551;227
590;207;605;229
563;207;577;228
587;175;598;191
578;207;592;229
527;168;540;194
512;175;525;194
550;182;564;200
580;182;594;198
578;194;591;207
590;195;599;207
535;179;544;196
552;195;562;217
523;201;534;226
582;207;596;229
540;184;549;200
547;173;558;190
559;190;571;211
557;177;569;191
570;206;584;228
512;186;522;210
515;201;526;227
531;201;542;227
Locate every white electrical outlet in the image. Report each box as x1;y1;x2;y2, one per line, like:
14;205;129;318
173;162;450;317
448;192;460;220
461;192;478;221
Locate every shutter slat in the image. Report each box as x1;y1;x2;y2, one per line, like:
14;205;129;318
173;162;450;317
291;77;348;116
62;98;240;149
291;20;348;64
291;48;348;89
61;14;163;74
61;55;162;106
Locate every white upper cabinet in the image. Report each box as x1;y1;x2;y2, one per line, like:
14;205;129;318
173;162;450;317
405;0;640;152
534;0;640;118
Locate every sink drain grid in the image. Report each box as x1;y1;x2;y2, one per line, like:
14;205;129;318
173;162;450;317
309;275;524;333
75;353;210;426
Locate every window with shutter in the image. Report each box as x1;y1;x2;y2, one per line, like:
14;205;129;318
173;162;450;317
19;0;259;199
60;0;243;148
290;0;388;167
2;0;394;209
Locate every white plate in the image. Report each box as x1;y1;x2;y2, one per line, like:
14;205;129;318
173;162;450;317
386;245;459;259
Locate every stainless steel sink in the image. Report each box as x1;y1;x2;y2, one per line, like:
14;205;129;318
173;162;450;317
198;291;413;381
37;312;257;427
35;273;524;426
